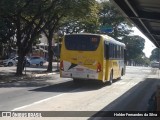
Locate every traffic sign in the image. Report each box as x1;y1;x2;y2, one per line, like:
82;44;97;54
100;26;113;33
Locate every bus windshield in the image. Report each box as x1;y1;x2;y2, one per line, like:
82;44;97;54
65;35;100;51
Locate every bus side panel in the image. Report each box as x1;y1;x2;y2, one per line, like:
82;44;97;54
105;59;124;80
104;45;126;80
113;60;119;79
105;60;111;81
97;39;104;81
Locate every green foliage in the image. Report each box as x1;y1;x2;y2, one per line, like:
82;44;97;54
0;0;149;73
0;17;15;44
122;35;145;61
59;0;99;34
98;1;133;39
150;48;160;61
134;55;150;66
42;0;99;71
0;16;16;58
0;0;59;75
0;0;53;50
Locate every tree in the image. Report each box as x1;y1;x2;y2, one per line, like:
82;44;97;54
0;16;15;59
59;0;99;34
43;0;71;72
0;0;56;75
70;0;99;34
43;0;99;72
134;55;150;66
98;1;133;39
121;35;145;64
150;48;160;61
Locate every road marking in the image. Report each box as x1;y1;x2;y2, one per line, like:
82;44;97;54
34;72;57;77
114;81;126;85
12;87;82;111
12;94;65;111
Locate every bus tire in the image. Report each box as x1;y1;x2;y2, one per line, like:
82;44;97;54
118;69;123;80
121;68;124;76
108;71;113;85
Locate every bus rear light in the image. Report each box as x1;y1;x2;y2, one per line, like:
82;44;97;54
60;61;64;70
97;62;101;72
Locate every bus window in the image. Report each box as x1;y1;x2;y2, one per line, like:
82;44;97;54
120;46;122;58
117;46;120;58
65;35;100;51
122;47;125;59
104;42;109;59
109;43;113;59
114;44;117;58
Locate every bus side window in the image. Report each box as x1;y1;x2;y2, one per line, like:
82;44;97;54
122;47;124;59
104;42;109;59
113;44;116;59
115;44;117;59
118;46;120;59
109;43;112;59
120;47;122;59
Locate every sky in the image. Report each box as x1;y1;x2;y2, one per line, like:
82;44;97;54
132;27;156;58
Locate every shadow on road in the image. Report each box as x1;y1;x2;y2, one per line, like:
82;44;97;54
28;78;127;93
0;73;112;92
29;80;111;93
0;74;58;87
90;78;160;120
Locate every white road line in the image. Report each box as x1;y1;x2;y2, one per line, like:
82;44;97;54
34;72;57;77
114;81;126;85
12;87;82;111
12;94;65;111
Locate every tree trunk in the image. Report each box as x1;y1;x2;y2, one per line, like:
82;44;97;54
47;33;54;72
16;52;25;76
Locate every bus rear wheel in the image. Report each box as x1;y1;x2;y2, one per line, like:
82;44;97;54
118;69;124;80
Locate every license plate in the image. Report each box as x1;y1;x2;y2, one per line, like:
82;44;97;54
76;68;84;71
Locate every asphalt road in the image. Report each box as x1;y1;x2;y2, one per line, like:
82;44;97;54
0;74;74;111
90;67;160;120
0;66;160;120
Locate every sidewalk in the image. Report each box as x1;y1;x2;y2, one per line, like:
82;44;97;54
0;62;60;84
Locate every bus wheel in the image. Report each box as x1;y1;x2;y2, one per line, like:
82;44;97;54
121;69;124;76
118;69;123;80
108;71;113;85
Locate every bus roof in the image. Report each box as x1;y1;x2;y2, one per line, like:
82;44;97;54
101;34;126;47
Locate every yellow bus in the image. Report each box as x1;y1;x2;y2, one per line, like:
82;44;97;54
60;33;126;84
